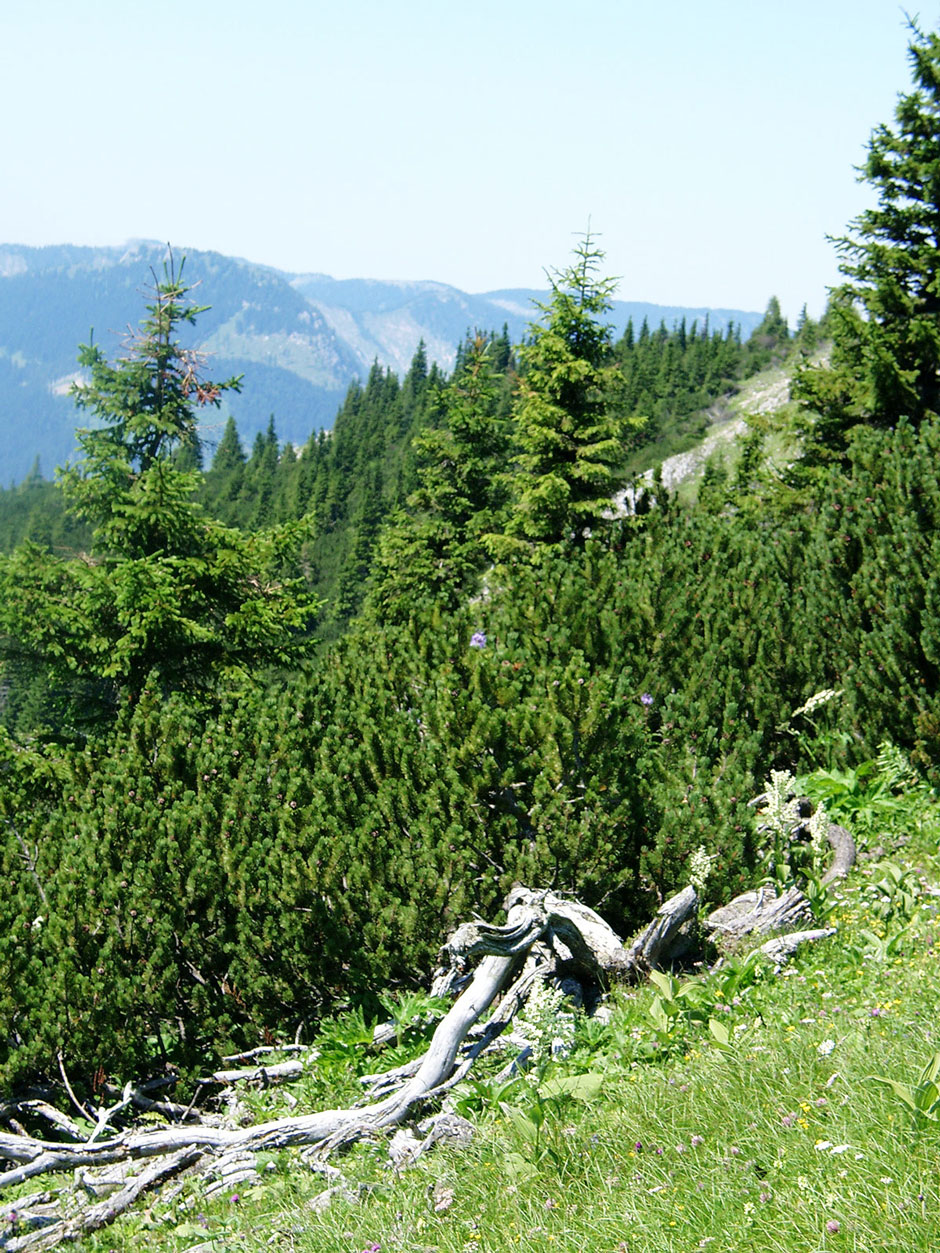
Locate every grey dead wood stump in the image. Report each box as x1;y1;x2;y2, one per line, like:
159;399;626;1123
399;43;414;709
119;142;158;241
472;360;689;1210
0;815;854;1248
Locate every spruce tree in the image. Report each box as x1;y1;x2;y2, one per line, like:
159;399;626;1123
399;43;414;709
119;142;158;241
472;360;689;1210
368;333;509;619
796;22;940;459
0;258;317;726
210;416;247;477
507;234;630;544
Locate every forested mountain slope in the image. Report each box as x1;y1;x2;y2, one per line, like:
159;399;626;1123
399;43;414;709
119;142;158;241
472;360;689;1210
1;20;940;1157
0;241;764;484
0;218;934;1094
3;23;940;1251
0;290;791;641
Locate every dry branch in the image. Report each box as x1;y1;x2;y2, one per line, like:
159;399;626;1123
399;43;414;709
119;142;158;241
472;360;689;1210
706;885;813;944
758;927;838;968
822;822;856;884
0;853;853;1247
200;1059;306;1086
5;1148;203;1251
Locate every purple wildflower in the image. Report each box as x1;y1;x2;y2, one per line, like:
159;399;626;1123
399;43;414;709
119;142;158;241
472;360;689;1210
826;1219;840;1234
640;692;654;706
470;632;487;649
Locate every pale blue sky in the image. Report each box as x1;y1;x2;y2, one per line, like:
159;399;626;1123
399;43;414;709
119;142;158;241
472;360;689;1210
0;0;928;322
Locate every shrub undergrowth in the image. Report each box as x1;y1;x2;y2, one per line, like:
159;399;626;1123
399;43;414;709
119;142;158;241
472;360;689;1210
3;747;935;1251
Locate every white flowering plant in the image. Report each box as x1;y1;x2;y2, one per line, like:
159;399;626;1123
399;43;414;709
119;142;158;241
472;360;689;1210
510;979;577;1076
782;688;846;766
758;768;831;892
688;845;716;897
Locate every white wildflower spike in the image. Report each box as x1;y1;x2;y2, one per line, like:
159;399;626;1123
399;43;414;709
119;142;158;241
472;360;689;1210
689;845;716;896
511;979;576;1066
808;803;830;857
759;770;801;835
790;689;844;720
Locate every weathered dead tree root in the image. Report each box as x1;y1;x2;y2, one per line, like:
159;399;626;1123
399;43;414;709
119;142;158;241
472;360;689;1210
705;812;856;957
0;844;853;1248
822;821;856;885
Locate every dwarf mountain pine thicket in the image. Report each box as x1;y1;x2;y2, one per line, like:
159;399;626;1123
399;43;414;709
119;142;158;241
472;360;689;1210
2;27;940;1096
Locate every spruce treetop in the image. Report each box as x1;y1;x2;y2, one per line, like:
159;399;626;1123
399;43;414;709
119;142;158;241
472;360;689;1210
61;253;242;557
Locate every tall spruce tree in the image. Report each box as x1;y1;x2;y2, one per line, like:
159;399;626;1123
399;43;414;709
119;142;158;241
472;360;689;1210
210;416;247;477
507;234;631;544
0;257;317;728
795;22;940;461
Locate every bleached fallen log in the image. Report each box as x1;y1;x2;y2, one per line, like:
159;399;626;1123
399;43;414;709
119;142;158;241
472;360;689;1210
0;893;547;1196
626;886;699;971
6;1148;203;1251
200;1058;306;1085
104;1086;203;1123
431;886;644;1000
0;886;648;1208
822;822;856;884
705;814;855;952
759;927;838;968
9;1101;84;1141
706;885;813;944
221;1044;305;1063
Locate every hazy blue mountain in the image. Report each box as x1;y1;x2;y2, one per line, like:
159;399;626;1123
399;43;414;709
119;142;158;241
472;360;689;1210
290;275;764;377
290;274;521;375
0;243;358;482
0;242;764;484
484;289;764;344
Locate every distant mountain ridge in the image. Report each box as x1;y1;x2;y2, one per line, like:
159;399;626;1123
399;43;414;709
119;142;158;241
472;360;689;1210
0;241;765;484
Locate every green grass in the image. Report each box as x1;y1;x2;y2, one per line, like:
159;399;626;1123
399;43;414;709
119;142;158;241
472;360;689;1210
8;755;940;1251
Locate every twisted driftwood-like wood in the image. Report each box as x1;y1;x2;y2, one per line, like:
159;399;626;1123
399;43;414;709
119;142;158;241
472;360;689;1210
821;822;856;884
0;845;850;1249
706;804;856;951
706;885;813;943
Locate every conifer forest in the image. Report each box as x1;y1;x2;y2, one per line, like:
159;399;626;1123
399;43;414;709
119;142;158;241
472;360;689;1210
2;23;940;1249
